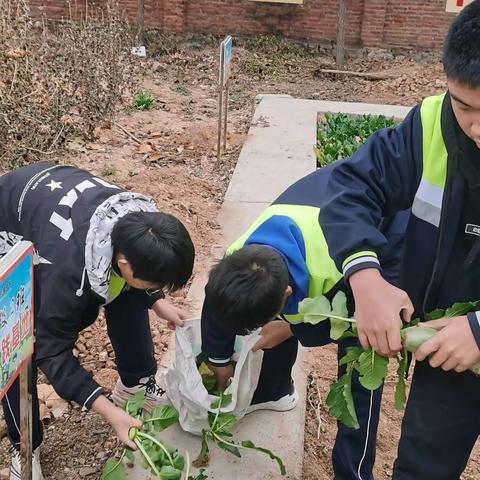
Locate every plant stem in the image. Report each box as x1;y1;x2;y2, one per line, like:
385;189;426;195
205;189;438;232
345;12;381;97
210;392;224;431
183;450;190;480
137;431;174;466
328;314;357;323
103;449;126;477
134;438;161;477
211;431;243;451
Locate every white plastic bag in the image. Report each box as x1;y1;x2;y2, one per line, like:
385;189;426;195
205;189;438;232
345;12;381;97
165;318;264;435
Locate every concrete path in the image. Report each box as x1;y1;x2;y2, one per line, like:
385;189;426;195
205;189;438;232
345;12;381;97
131;95;411;479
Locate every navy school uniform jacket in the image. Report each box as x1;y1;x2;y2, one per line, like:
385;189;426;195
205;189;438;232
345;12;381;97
201;163;410;365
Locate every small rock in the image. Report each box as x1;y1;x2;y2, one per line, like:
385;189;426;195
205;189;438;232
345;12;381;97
39;404;51;422
76;342;87;353
49;399;69;418
0;418;6;440
37;383;56;403
99;351;108;362
79;466;97;477
0;467;10;479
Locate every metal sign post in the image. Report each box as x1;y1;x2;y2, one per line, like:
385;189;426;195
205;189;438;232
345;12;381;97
217;36;233;162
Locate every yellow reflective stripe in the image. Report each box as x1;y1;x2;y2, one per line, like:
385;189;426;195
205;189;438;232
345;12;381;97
227;204;342;321
107;273;126;303
420;94;448;189
284;313;303;324
341;250;378;271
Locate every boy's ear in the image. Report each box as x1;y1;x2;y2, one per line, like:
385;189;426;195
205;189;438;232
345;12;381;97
116;253;128;264
284;285;293;299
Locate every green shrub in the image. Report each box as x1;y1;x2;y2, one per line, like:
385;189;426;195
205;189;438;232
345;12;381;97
133;91;155;111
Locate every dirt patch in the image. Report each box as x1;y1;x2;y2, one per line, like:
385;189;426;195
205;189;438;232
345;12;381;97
303;346;480;479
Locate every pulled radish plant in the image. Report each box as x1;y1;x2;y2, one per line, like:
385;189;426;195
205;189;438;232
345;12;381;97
193;392;286;475
298;292;480;428
101;391;203;480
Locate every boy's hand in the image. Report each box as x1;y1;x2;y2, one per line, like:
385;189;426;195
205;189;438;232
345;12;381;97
209;364;235;390
152;298;187;329
416;316;480;372
252;320;293;352
92;396;142;449
350;268;414;357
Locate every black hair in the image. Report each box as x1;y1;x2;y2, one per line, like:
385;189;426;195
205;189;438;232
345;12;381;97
443;0;480;87
111;211;194;291
205;244;289;335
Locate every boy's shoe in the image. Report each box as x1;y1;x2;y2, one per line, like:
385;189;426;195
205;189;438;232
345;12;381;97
10;446;44;480
111;372;169;410
245;389;299;415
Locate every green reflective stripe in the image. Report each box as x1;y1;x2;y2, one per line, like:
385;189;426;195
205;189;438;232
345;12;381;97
342;250;378;271
107;273;126;303
420;94;448;188
411;178;443;227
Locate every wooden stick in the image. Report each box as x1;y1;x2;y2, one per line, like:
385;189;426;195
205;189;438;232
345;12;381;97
20;361;32;480
316;68;401;80
336;0;347;70
114;122;142;144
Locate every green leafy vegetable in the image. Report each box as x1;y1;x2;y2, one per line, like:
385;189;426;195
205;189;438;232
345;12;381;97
309;294;480;428
240;440;286;475
315;112;397;167
146;405;180;432
326;365;359;429
298;291;353;341
394;347;408;411
194;392;286;475
210;393;233;409
355;349;388;391
102;392;190;479
101;457;126;480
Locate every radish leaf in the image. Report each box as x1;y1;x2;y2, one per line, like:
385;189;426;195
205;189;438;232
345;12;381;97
394;347;408;411
241;440;286;475
356;349;388;390
326;366;359;429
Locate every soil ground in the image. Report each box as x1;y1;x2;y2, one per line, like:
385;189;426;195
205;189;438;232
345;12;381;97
0;36;478;479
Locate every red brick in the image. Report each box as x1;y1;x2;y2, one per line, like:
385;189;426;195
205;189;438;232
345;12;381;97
28;0;457;49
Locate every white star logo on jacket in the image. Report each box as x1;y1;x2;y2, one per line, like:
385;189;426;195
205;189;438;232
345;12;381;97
45;180;63;191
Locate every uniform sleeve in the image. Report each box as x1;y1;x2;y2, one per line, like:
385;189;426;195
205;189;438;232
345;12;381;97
35;315;104;409
34;269;104;409
467;312;480;349
319;106;423;281
200;297;235;366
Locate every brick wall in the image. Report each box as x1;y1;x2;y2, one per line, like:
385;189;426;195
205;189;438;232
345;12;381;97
29;0;457;49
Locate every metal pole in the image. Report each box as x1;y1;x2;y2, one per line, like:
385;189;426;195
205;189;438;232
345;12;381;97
217;44;225;162
223;81;229;152
20;360;32;480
